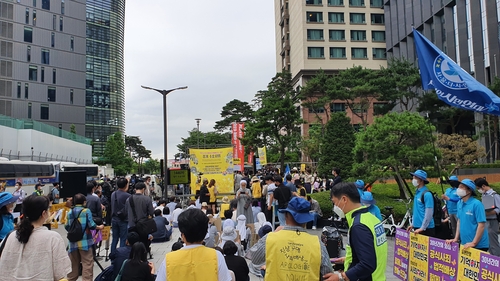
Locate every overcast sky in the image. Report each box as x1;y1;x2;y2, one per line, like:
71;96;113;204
123;1;276;160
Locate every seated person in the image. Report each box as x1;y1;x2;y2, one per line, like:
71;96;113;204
223;241;249;281
110;231;140;280
204;214;219;248
151;209;172;243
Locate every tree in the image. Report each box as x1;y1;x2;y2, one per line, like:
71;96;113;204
317;112;356;178
143;158;160;174
300;124;322;163
214;99;254;131
353;112;437;199
176;129;231;159
125;135;151;173
102;132;134;175
241;72;303;169
437;133;486;169
300;69;333;126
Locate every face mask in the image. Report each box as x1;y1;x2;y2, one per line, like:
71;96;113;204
336;198;347;218
478;189;484;194
412;179;419;187
456;188;467;198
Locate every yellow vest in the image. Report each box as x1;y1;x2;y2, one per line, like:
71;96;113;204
219;204;230;218
265;229;321;281
252;182;262;198
166;245;218;281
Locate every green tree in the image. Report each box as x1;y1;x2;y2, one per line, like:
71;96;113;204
317;112;355;178
214;99;254;131
125;135;151;173
143;158;160;174
241;72;303;169
102;132;134;175
353;112;437;199
437;133;486;170
300;69;333;127
176;129;231;159
300;124;322;163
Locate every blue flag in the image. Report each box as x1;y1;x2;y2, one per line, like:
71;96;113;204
284;164;291;184
413;29;500;115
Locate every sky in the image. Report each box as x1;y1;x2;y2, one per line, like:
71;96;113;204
123;1;277;160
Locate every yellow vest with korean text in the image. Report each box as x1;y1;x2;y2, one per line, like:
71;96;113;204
165;246;218;281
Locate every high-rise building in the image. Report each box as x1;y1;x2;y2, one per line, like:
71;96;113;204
85;0;125;155
0;0;87;134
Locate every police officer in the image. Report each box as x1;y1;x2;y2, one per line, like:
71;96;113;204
407;169;435;237
441;175;460;237
324;182;388;281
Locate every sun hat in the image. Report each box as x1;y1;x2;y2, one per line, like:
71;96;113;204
0;192;20;209
459;179;477;196
278;197;314;224
221;225;237;241
448;175;459;181
221;196;230;204
410;170;429;184
201;202;208;207
360;191;376;205
355;180;365;189
251;176;259;182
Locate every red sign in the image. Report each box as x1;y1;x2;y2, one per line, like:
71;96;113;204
248;151;254;165
232;122;245;171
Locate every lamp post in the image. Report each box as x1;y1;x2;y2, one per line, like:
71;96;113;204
195;118;201;148
141;85;188;198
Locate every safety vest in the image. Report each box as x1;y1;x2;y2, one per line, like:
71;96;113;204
165;245;218;281
345;206;388;281
265;229;321;281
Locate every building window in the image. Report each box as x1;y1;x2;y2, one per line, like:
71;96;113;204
373;102;387;114
350;13;365;24
349;0;365;6
25;8;29;24
306;12;323;23
61;1;65;14
32;10;36;26
373;48;386;59
51;32;55;47
328;0;344;5
328;12;344;23
17;82;21;98
42;0;50;10
52;69;56;84
352;48;367;58
370;0;383;7
308;47;324;58
307;29;324;40
53;15;56;30
351;30;366;41
372;30;385;42
24;83;28;99
33;0;36;7
330;47;346;58
24;27;33;43
329;30;345;40
330;103;346;112
41;49;49;64
47;87;55;102
70;36;74;51
27;46;31;62
59;16;63;31
28;102;32;118
308;106;325;113
41;67;45;82
306;0;322;5
371;14;384;24
28;65;37;81
70;89;73;104
40;104;49;119
352;103;367;113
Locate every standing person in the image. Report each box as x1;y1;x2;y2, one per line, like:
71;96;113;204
86;181;103;224
66;193;104;281
50;182;60;204
264;175;276;223
109;231;140;280
126;182;155;256
0;195;71;281
250;197;333;280
285;174;298;197
223;241;249;281
111;177;131;253
474;178;500;256
199;178;210;206
324;182;388;281
207;179;218;215
307;195;322;230
407;169;435;237
303;168;313;194
11;182;25;213
251;176;262;203
155;208;233;281
236;180;254;223
144;176;152;198
234;171;243;193
446;179;489;251
272;176;292;226
120;242;156;281
360;192;382;221
442;175;460;238
32;183;44;196
0;192;18;241
330;168;342;190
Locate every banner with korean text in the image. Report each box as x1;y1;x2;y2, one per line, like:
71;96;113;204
231;123;245;171
258;147;267;166
189;148;234;194
393;230;499;281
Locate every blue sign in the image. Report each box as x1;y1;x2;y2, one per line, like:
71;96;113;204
413;29;500;115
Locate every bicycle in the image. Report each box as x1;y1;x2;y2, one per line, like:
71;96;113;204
380;199;412;236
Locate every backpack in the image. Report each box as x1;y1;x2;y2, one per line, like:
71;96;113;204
421;190;443;227
67;208;85;242
48;188;55;202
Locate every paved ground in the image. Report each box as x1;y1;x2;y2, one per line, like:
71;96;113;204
53;226;400;281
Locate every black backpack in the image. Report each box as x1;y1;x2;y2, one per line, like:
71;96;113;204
47;188;55;202
67;209;85;242
421;190;443;227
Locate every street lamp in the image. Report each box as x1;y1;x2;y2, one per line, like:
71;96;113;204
141;85;188;198
195;118;201;148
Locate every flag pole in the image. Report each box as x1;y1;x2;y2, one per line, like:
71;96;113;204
426;113;445;194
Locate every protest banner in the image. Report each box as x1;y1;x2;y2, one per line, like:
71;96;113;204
458;246;481;280
479;252;500;281
428;237;458;280
189;147;234;194
409;232;429;280
393;228;409;280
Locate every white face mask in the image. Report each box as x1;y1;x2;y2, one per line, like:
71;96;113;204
412;179;420;187
334;198;347;218
477;189;484;194
456;188;467;198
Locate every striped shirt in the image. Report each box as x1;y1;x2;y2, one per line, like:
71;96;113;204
64;206;97;253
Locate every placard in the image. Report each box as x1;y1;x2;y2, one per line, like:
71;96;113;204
393;228;410;280
409;233;429;281
428;237;459;280
101;226;111;241
458;246;481;280
479;252;500;281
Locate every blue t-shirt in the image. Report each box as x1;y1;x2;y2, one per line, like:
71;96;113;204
457;198;489;249
413;186;435;229
444;187;460;215
0;213;14;240
367;204;382;221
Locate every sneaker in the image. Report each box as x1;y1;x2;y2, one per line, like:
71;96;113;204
312;226;317;230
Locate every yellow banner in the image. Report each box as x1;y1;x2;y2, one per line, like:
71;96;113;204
409;233;429;280
258;147;267;165
189;148;234;194
458;245;481;281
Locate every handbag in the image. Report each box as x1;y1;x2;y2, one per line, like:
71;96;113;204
114;259;128;281
129;195;157;238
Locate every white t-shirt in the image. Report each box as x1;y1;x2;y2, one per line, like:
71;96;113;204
171;208;184;223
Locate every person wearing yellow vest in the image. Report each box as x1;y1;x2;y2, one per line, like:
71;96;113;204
251;176;262;200
154;208;232;281
324;182;388;281
249;197;333;281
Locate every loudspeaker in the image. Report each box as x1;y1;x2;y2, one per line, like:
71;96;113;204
59;170;87;199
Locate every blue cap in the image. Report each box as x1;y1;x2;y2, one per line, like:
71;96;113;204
278;197;314;224
449;175;459;181
459;179;477;196
360;191;376;204
410;170;429;184
355;180;365;189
